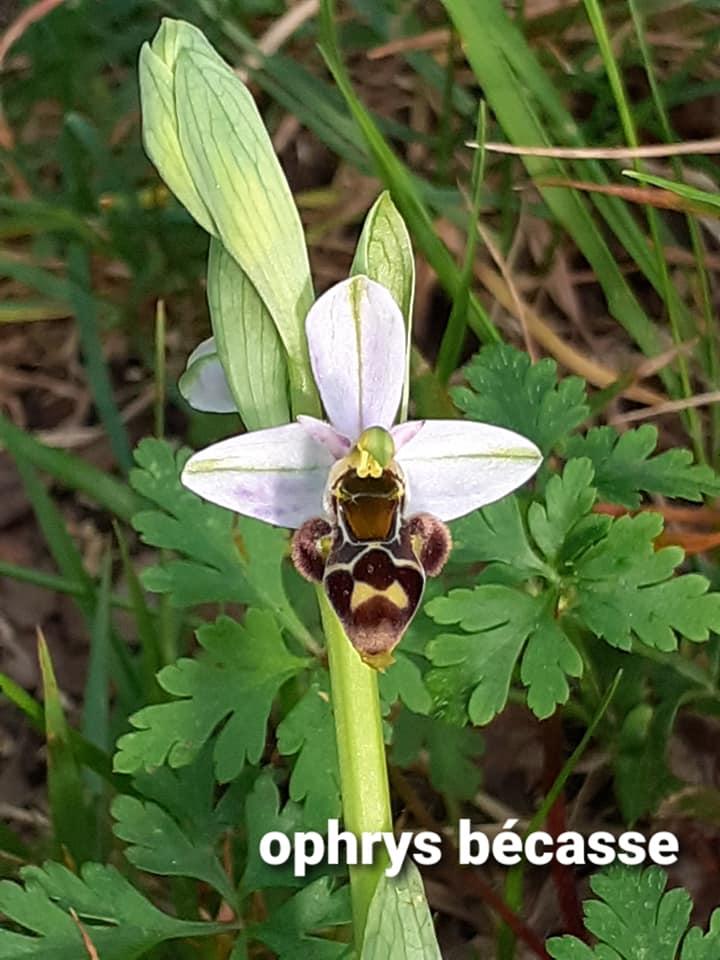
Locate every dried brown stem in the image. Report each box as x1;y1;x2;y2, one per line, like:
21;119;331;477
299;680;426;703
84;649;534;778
542;714;586;940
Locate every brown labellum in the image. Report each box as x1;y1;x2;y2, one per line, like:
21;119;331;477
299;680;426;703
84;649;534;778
291;465;451;668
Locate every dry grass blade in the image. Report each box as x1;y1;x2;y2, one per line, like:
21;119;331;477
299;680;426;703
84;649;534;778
0;0;67;64
69;909;100;960
596;503;720;527
475;219;536;361
367;28;450;59
535;178;717;216
611;390;720;424
657;530;720;555
596;503;720;556
475;138;720;159
437;220;665;405
236;0;319;81
0;0;69;149
634;339;698;379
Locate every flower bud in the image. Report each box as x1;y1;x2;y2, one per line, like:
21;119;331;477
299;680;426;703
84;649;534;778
140;18;320;419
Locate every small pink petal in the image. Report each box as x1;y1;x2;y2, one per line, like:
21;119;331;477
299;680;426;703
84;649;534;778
396;420;542;522
181;422;334;528
391;420;425;451
306;276;405;439
297;415;351;459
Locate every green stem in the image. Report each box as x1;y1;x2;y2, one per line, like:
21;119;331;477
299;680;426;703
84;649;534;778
318;589;392;946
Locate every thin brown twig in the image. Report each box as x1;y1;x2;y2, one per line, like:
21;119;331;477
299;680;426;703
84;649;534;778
367;28;450;60
471;138;720;160
595;502;720;526
477;219;537;362
610;389;720;425
436;219;665;406
236;0;319;82
542;714;586;940
0;0;68;150
633;339;698;380
534;178;707;213
69;909;100;960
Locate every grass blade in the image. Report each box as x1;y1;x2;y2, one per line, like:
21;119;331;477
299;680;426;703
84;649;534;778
15;457;142;706
319;0;500;351
499;670;623;959
82;552;113;792
581;0;704;461
154;299;167;439
440;0;679;380
14;458;95;620
436;104;487;382
115;522;162;697
37;629;93;865
0;560;134;611
68;244;133;472
626;0;720;461
0;410;143;522
0;671;120;788
0;562;86;598
0;300;70;322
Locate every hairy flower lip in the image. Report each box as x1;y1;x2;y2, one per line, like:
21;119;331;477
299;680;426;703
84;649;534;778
181;275;543;527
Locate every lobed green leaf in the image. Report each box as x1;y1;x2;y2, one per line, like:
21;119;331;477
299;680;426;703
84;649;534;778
453;343;588;455
379;653;433;716
573;513;720;652
547;866;720;960
449;494;548;578
242;773;307;891
563;425;720;508
0;861;228;958
426;587;575;723
113;612;308;780
277;683;341;833
392;710;482;801
528;459;596;564
255;877;352;959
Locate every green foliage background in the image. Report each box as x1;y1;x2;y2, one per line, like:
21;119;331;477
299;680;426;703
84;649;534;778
1;0;720;957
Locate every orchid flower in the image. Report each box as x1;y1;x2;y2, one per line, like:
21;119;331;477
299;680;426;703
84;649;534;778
181;275;542;663
181;275;541;525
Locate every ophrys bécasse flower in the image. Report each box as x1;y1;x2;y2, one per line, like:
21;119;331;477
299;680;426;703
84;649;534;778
181;276;542;665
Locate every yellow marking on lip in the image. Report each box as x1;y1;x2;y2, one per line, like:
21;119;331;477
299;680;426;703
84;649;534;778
350;580;408;611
